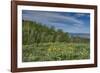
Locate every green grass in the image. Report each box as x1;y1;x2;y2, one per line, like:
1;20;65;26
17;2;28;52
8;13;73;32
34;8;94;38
22;42;90;62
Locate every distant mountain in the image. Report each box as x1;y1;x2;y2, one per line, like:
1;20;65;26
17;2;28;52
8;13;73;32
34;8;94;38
69;33;90;39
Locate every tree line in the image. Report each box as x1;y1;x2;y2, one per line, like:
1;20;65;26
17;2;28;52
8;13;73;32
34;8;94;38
22;20;89;45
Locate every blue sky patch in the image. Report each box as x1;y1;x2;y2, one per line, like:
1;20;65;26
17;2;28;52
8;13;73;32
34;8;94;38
22;10;90;33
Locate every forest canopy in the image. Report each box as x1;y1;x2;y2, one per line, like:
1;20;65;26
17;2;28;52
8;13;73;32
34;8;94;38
22;20;89;45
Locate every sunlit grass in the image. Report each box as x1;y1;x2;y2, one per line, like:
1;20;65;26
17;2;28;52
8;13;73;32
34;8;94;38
22;42;90;62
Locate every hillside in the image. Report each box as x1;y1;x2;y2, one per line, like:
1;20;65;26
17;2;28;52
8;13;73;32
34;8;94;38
22;20;90;62
22;20;70;45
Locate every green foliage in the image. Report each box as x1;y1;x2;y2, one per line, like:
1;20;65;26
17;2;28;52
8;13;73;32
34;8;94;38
22;20;70;45
22;20;90;62
22;43;90;62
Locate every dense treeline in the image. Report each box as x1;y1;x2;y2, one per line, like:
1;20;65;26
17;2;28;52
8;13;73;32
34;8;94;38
22;20;89;45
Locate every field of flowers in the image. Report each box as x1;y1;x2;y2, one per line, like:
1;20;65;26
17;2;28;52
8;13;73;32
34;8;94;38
22;42;90;62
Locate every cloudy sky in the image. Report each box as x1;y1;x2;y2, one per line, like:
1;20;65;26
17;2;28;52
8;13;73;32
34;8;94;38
22;10;90;33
